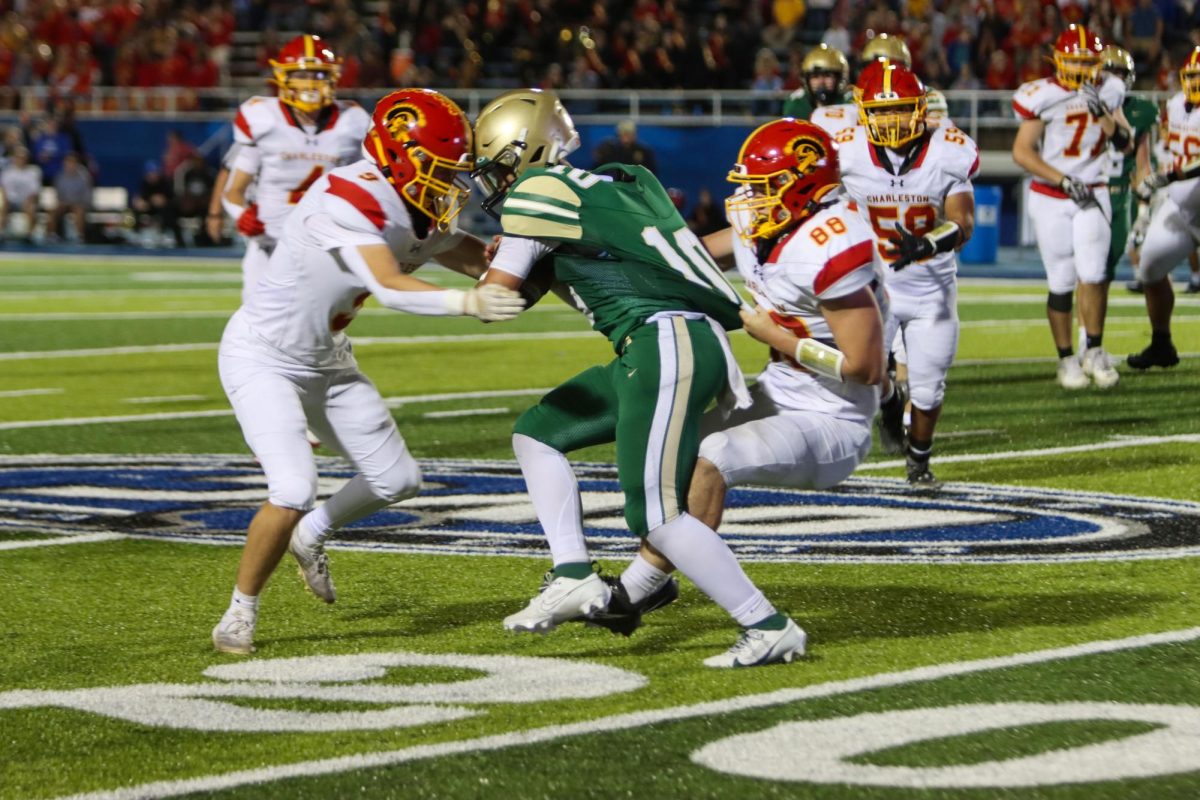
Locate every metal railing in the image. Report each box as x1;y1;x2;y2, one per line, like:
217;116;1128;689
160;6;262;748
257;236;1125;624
2;85;1172;140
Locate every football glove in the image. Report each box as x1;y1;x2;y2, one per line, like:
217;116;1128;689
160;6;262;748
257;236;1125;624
1134;171;1172;203
1079;81;1106;118
1130;204;1151;249
236;203;266;237
1060;175;1095;206
460;284;526;322
890;223;937;271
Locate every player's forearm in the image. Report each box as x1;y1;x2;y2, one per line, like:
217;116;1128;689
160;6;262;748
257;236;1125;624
208;167;229;218
337;245;463;316
702;227;735;269
1012;145;1063;185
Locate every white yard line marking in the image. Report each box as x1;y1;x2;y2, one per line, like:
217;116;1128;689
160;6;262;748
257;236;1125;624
0;387;62;398
0;343;217;361
930;429;998;439
53;626;1200;800
857;434;1200;471
422;407;510;419
123;395;208;405
386;388;549;407
0;532;126;551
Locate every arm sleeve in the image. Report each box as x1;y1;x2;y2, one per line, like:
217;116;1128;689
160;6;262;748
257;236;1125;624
488;235;555;281
332;244;463;316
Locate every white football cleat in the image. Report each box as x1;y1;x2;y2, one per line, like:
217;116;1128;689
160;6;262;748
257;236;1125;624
1082;346;1120;389
1056;355;1090;390
289;530;336;604
703;618;807;668
212;610;256;655
503;572;611;634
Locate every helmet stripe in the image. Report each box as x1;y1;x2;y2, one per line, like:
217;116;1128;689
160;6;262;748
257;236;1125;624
883;61;892;95
1078;26;1086;50
304;35;314;59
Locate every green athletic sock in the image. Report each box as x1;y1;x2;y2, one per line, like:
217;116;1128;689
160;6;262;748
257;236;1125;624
748;612;789;631
552;561;593;580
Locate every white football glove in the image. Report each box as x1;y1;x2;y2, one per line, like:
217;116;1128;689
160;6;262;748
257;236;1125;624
458;284;526;322
1079;81;1106;118
1060;175;1095;206
1134;171;1172;203
1130;204;1151;249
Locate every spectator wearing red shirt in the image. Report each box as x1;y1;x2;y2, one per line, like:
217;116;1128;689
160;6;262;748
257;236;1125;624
984;48;1015;89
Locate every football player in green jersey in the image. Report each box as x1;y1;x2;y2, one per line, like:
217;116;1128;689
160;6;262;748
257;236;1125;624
782;44;854;120
474;88;806;668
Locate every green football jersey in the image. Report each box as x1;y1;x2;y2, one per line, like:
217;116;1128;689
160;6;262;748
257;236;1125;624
781;88;856;120
498;163;744;347
1109;95;1159;188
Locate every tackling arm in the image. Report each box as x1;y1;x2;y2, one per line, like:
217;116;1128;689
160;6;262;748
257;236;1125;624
702;227;736;270
207;166;229;241
432;234;488;279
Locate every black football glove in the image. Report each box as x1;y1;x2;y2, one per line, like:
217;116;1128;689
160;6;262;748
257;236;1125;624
890;223;936;271
1060;175;1095;206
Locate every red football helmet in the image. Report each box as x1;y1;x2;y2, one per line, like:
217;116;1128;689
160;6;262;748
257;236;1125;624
269;34;340;114
364;89;473;231
1182;46;1200;105
1052;24;1104;90
854;59;927;149
726;119;840;242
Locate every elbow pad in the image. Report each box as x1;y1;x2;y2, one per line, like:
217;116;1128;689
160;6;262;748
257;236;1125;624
1109;125;1131;151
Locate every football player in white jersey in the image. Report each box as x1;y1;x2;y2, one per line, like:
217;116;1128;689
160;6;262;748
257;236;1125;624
222;34;370;304
1125;47;1200;370
837;59;978;489
1012;24;1133;390
595;121;888;638
925;89;954;130
211;89;525;655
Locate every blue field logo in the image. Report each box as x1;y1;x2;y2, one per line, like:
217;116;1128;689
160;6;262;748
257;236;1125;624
2;455;1199;564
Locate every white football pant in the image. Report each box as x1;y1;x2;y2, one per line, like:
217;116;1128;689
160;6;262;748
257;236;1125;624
1138;196;1200;284
883;282;959;411
1028;189;1112;293
240;239;272;306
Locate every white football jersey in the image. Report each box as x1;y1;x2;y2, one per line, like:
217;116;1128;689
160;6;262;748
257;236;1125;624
230;159;464;369
810;103;858;139
837;125;980;295
1160;92;1200;214
729;199;881;424
1012;74;1125;187
232;96;370;239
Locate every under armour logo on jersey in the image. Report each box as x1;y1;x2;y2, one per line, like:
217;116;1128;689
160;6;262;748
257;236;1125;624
890;178;904;187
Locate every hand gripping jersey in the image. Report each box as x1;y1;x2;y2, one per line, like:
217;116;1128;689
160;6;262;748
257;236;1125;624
837;125;980;294
1011;74;1126;188
730;199;881;424
231;96;370;240
497;163;744;347
231;160;463;368
810;103;858;140
1159;92;1200;217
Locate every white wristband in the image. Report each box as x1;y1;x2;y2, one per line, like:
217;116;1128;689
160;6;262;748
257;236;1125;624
442;289;467;315
794;337;845;382
220;196;246;221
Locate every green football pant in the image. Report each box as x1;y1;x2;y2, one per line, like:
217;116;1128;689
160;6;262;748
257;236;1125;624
513;316;728;537
1107;188;1132;280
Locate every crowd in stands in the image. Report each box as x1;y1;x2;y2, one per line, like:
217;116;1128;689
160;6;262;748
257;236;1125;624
0;0;1197;102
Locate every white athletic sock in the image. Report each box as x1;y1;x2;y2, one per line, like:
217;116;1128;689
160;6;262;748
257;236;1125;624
297;474;389;548
620;555;670;605
229;587;258;616
512;433;589;566
646;513;776;627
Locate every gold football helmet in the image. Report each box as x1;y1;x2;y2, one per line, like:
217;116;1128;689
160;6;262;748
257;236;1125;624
862;33;912;69
1101;45;1135;90
801;45;850;106
472;89;581;216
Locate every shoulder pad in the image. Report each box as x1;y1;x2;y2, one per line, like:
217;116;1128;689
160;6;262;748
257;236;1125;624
502;168;585;241
931;127;981;181
233;97;277;145
1012;79;1059;120
323;170;390;233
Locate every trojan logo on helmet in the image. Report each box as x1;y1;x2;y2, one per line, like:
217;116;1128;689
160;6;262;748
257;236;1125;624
725;119;841;242
363;89;474;231
269;34;341;115
854;59;928;149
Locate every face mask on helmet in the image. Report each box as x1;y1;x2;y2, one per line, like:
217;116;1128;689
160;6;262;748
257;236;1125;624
365;90;474;232
270;35;341;114
854;60;927;149
1052;25;1103;90
471;89;580;218
1182;48;1200;105
726;120;840;242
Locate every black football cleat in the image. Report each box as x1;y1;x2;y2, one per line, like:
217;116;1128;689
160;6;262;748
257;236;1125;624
584;574;680;637
1126;342;1180;370
905;453;943;491
876;382;907;455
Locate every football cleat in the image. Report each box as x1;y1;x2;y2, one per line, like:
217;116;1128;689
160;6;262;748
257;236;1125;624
703;618;807;668
289;529;336;603
584;574;680;637
876;381;907;455
1082;346;1120;388
503;571;611;634
1125;279;1144;293
905;452;943;490
1056;355;1090;390
212;610;256;655
1186;279;1200;294
1126;341;1180;370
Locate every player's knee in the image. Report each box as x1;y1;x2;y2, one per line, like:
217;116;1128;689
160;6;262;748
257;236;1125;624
1047;291;1073;313
697;431;730;472
267;472;318;511
908;380;945;411
370;456;422;503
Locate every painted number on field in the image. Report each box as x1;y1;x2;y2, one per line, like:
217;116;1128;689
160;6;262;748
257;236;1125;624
692;703;1200;787
0;652;646;732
